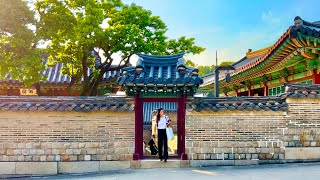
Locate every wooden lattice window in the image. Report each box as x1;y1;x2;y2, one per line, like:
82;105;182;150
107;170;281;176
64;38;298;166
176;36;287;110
268;86;285;96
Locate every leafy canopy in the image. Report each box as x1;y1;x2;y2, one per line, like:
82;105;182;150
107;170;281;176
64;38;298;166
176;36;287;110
1;0;205;95
35;0;205;95
186;60;234;77
0;0;45;86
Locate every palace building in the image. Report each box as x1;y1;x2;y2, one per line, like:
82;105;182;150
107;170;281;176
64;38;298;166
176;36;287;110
201;16;320;97
0;58;121;96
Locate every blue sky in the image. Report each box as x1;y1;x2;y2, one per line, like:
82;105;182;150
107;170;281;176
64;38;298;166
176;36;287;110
123;0;320;66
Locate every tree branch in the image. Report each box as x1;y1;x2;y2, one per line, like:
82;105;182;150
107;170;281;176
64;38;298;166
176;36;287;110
81;55;88;82
92;48;102;66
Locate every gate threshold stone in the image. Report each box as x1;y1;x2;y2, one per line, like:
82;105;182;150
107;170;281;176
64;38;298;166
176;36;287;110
131;160;188;168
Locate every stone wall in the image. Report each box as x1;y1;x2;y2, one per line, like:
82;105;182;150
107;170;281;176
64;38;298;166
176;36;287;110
0;111;134;162
186;97;320;161
2;84;320;169
186;111;287;160
285;98;320;147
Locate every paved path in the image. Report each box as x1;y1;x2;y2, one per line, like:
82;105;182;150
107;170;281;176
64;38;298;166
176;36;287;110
16;162;320;180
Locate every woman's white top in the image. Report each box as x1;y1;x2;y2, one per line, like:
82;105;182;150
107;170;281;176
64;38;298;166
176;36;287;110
157;116;168;129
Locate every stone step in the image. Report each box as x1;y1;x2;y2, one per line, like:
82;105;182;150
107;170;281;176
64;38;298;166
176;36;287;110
131;159;189;168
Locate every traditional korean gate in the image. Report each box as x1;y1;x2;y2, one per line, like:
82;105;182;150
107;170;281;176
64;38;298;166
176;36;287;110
117;53;203;160
133;94;187;160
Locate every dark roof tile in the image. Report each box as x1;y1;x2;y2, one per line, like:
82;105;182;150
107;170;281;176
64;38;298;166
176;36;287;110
117;54;203;87
1;61;121;85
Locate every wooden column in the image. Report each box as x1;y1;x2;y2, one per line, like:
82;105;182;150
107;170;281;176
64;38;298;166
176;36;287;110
177;92;187;160
264;86;269;96
177;94;182;158
248;88;253;96
180;92;187;160
235;90;240;97
133;93;143;160
313;69;320;84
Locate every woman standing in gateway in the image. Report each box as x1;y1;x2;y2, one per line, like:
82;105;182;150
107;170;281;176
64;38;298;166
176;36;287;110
156;108;171;162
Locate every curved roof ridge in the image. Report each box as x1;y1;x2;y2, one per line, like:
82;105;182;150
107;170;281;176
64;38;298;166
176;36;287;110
246;46;273;58
136;53;185;60
232;27;291;76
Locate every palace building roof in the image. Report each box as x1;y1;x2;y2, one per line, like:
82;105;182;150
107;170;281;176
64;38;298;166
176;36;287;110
0;57;120;87
201;16;320;91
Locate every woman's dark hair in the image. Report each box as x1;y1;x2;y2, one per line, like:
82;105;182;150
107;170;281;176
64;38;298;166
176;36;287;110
156;108;163;124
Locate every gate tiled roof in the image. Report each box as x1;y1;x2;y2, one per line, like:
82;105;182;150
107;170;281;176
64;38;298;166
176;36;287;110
2;84;318;113
117;54;203;95
189;96;287;112
0;96;133;112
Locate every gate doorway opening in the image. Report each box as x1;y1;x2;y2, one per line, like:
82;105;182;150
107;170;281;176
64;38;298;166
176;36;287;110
133;96;187;160
143;102;178;159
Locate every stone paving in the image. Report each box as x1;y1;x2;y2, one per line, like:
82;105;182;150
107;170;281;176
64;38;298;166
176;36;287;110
8;162;320;180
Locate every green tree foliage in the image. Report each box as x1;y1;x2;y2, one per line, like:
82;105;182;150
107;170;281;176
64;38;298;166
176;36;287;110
185;60;214;76
185;60;195;67
34;0;205;95
197;65;215;76
0;0;45;93
166;36;205;55
219;61;234;66
186;60;235;77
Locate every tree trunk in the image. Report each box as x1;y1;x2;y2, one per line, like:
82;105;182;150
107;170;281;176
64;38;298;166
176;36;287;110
81;55;88;82
89;70;105;96
35;83;43;96
80;79;92;96
66;77;76;96
80;73;101;96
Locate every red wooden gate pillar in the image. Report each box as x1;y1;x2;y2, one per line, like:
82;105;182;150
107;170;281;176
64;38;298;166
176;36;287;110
180;92;187;160
313;69;320;84
133;93;143;160
177;92;187;160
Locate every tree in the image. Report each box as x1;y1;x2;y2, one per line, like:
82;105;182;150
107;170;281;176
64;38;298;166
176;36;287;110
186;60;235;77
219;61;234;66
35;0;205;96
0;0;45;94
197;65;215;76
185;60;195;67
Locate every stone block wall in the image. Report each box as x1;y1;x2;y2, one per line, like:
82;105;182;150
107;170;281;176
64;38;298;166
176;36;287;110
186;98;320;161
2;94;320;164
0;111;134;162
284;98;320;148
186;111;287;160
